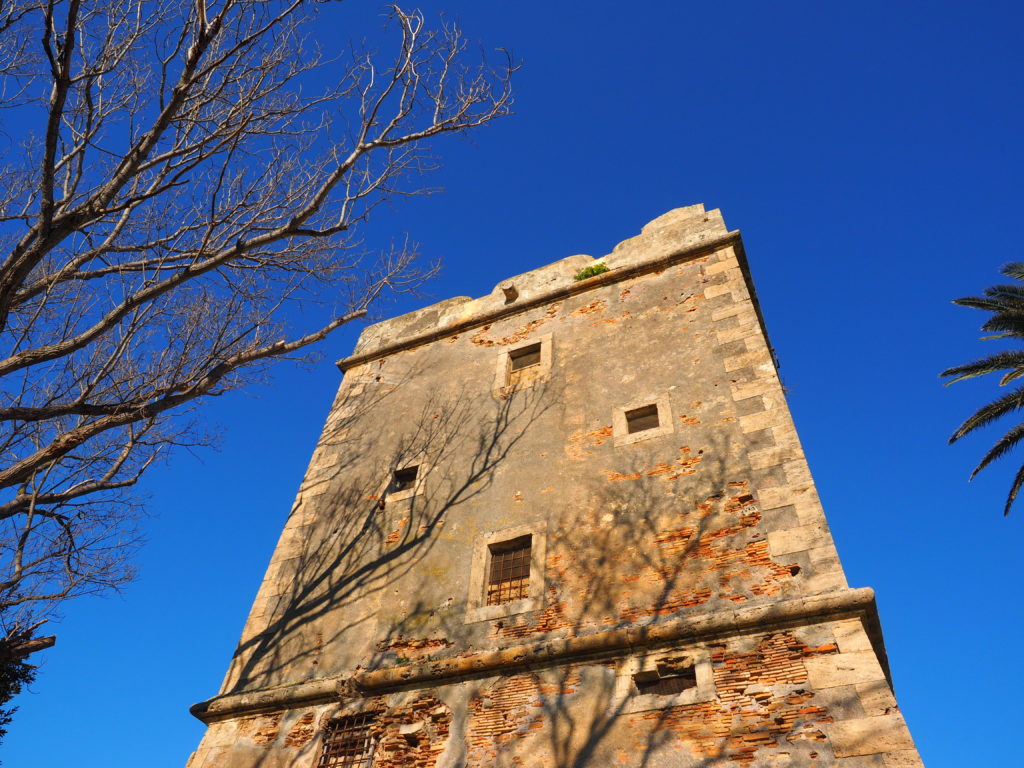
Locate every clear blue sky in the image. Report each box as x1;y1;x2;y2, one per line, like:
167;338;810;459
5;2;1023;766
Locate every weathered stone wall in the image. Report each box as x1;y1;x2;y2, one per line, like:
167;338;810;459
188;205;922;768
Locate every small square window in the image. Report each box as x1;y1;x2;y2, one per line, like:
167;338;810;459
625;404;660;434
486;535;532;606
494;335;552;395
633;664;697;696
389;466;419;494
319;712;378;768
507;343;543;388
509;343;542;371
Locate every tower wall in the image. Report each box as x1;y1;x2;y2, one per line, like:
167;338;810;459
188;206;923;768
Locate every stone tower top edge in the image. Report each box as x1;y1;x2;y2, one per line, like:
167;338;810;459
341;203;731;366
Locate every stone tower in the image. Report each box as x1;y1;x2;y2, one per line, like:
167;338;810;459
188;205;924;768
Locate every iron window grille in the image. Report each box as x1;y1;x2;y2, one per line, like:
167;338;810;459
625;404;660;434
318;712;378;768
486;536;532;605
633;664;697;696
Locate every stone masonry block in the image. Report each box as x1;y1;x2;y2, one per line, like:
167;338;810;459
805;651;887;689
827;714;916;757
724;349;774;373
760;504;800;530
808;545;843;574
710;303;747;322
704;257;738;275
703;282;734;299
759;388;787;412
883;750;926;767
767;524;831;556
838;755;887;768
831;619;874;653
749;445;798;470
803;568;847;594
756;486;800;510
783;459;814;486
856;681;899;717
734;394;767;416
715;323;759;344
730;379;773;402
739;408;782;434
756;485;825;525
744;428;777;452
813;684;866;721
771;424;798;447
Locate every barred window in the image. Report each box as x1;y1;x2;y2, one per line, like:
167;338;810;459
486;536;532;605
318;713;378;768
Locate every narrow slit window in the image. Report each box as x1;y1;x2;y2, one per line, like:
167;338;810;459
319;712;378;768
633;664;697;696
625;404;660;434
486;535;532;605
389;466;418;494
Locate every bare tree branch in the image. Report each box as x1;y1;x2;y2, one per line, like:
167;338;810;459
0;0;514;644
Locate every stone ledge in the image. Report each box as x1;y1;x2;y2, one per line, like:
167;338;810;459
827;714;917;758
191;587;881;722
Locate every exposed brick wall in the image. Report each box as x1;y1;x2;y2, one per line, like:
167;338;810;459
367;695;453;768
493;489;800;641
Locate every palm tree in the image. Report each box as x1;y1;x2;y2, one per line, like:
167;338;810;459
942;262;1024;515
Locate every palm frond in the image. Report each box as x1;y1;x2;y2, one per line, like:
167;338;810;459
985;283;1024;301
1000;368;1024;386
940;351;1024;384
1001;262;1024;281
949;382;1024;443
945;263;1024;515
970;423;1024;478
980;315;1024;336
952;296;1011;312
1004;463;1024;515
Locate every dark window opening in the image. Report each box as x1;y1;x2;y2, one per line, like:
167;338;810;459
486;535;532;605
509;343;542;371
633;664;697;696
318;712;378;768
625;404;660;434
390;466;419;493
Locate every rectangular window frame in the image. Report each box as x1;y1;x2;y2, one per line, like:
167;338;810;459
492;333;553;396
379;460;429;504
317;712;379;768
485;535;533;606
612;394;675;446
611;648;715;714
465;522;547;623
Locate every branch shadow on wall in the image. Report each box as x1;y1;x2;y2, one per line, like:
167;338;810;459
344;419;814;768
200;368;821;768
215;365;559;700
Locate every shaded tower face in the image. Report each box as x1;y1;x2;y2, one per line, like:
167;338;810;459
188;206;924;768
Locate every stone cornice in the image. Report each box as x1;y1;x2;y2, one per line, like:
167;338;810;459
191;587;884;723
336;230;745;373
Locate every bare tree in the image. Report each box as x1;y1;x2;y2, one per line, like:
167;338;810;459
0;0;513;659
